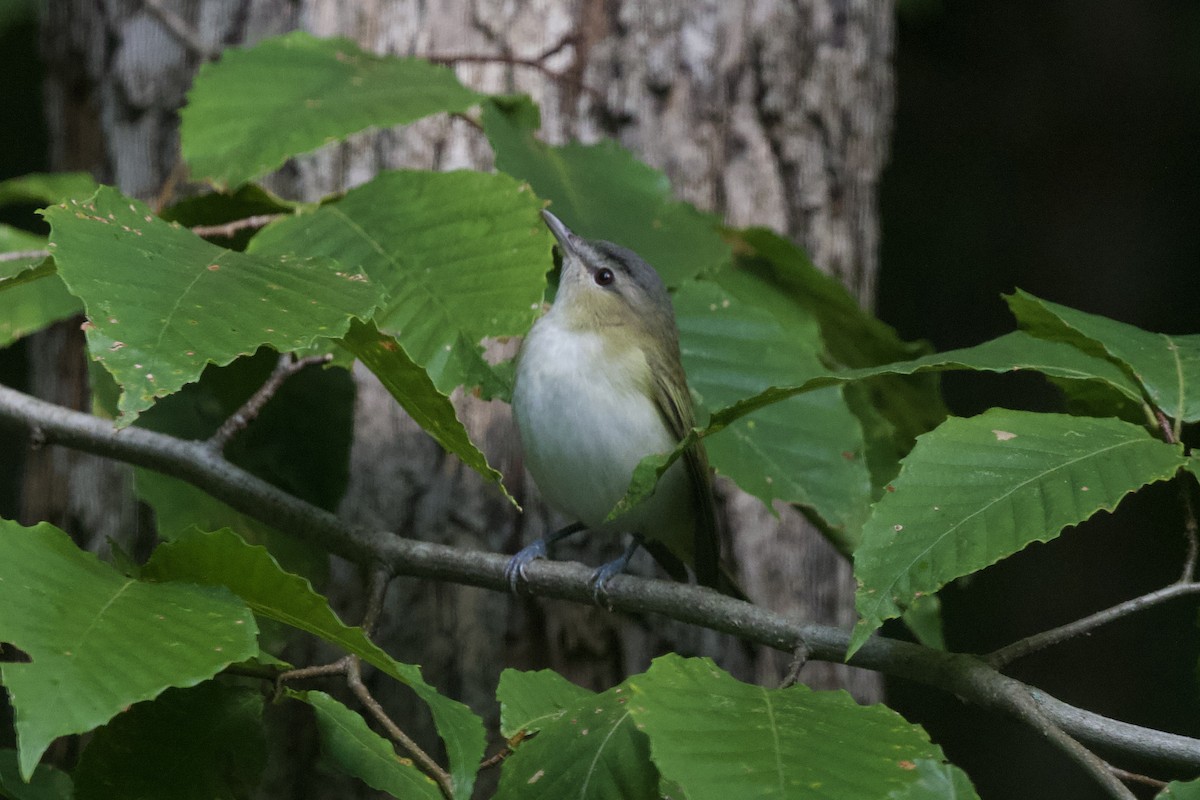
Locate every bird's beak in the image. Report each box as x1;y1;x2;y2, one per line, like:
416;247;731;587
541;210;582;258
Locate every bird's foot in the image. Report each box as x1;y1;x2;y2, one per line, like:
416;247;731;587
586;536;643;607
504;539;548;594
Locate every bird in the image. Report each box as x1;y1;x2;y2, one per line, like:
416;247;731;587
507;209;742;600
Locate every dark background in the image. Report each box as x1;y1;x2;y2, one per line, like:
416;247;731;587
2;1;1199;797
879;1;1200;797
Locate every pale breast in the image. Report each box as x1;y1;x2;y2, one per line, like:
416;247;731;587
513;320;683;531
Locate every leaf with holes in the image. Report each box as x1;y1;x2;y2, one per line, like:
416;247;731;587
44;186;381;425
497;669;592;739
182;32;484;188
495;679;658;800
850;410;1187;654
0;520;258;779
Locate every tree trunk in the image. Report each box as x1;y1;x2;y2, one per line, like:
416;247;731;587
299;0;892;724
34;0;893;795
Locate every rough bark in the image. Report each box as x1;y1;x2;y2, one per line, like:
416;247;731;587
33;0;893;794
295;0;892;708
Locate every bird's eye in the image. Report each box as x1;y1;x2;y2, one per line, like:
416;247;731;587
594;268;615;286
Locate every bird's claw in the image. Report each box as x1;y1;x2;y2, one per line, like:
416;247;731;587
505;539;549;594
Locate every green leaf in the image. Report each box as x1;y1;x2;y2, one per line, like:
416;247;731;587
294;691;442;800
0;172;98;208
483;95;730;286
616;330;1146;538
182;32;484;188
0;228;81;347
339;319;514;505
1007;289;1200;422
627;654;945;800
0;750;72;800
136;474;327;586
1159;780;1200;799
886;759;980;799
495;681;658;800
0;225;49;276
901;593;946;651
248;169;549;394
726;227;946;450
72;683;266;800
851;410;1187;653
497;669;592;739
674;278;873;541
44;186;381;425
0;520;259;779
728;227;926;368
710;330;1146;437
142;529;485;800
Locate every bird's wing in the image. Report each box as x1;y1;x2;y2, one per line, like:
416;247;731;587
651;368;721;589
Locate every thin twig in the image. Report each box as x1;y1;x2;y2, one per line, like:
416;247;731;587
360;567;391;637
1012;693;1137;800
479;742;515;770
1110;766;1168;789
986;582;1200;668
153;157;189;213
778;643;809;689
347;657;455;799
208;353;332;452
276;656;352;688
190;214;285;240
141;0;218;61
1178;482;1199;583
424;51;603;102
1;382;1198;778
0;249;50;264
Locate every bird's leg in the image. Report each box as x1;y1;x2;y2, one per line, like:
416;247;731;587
587;534;644;606
505;521;587;593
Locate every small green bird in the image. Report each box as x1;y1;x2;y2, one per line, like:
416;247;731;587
508;210;740;598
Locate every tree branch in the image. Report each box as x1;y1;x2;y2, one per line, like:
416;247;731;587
985;581;1200;668
1;381;1198;779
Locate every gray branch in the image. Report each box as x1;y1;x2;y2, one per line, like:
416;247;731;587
0;382;1197;779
